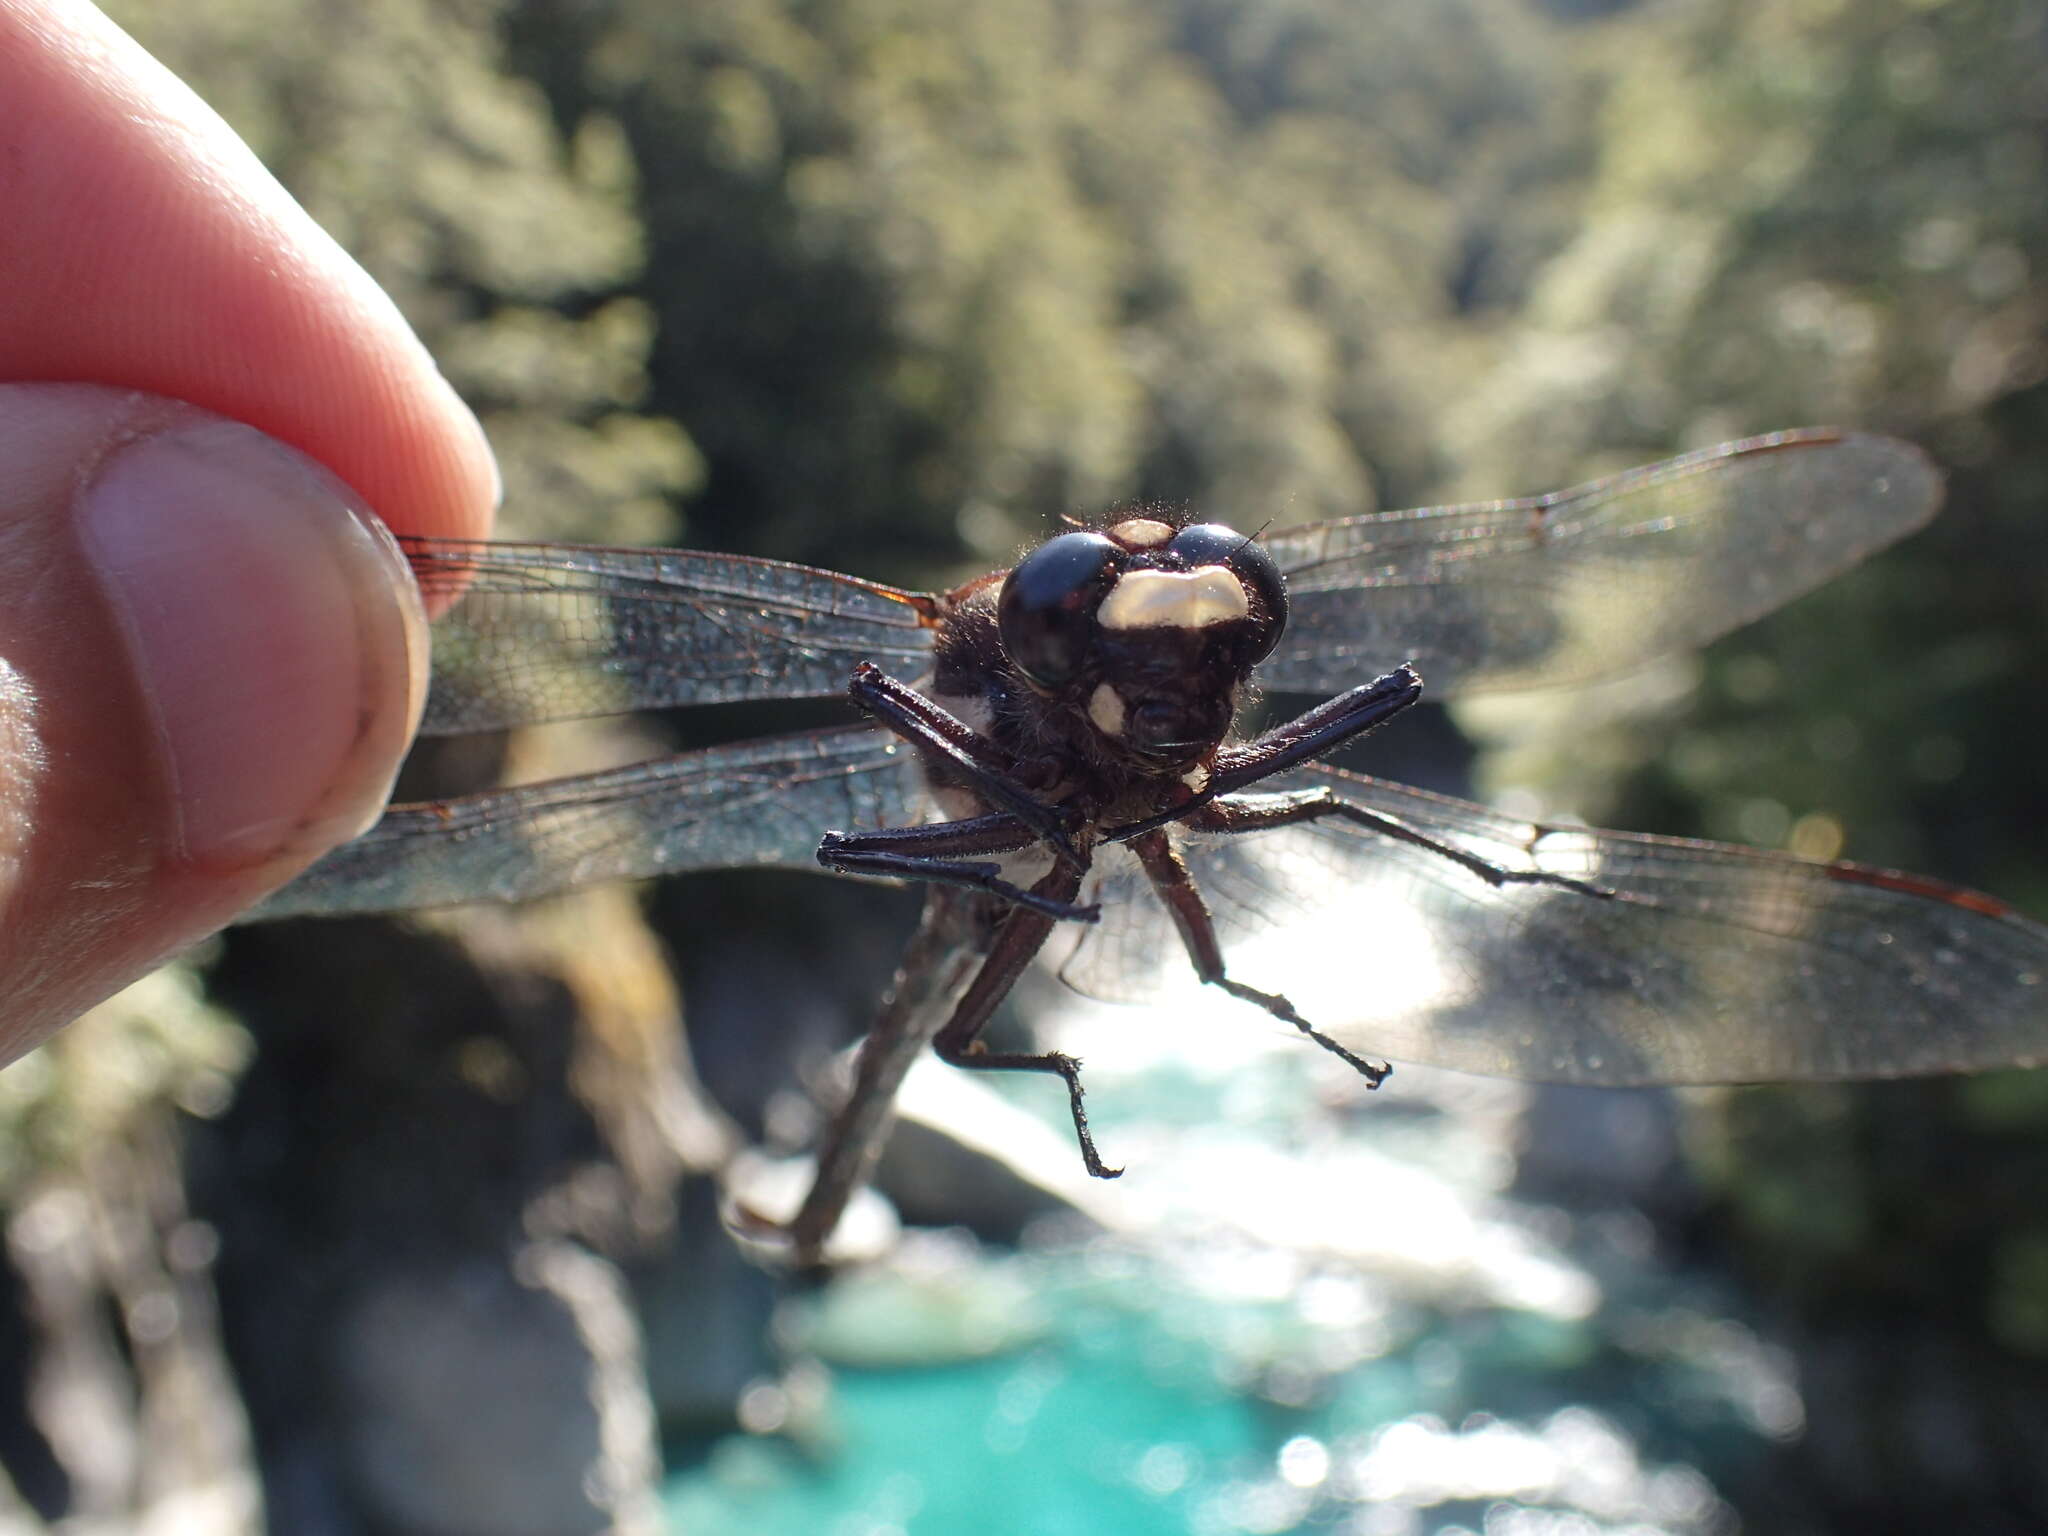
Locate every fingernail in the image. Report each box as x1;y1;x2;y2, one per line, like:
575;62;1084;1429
80;421;428;870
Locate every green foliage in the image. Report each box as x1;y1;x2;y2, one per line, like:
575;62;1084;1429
104;0;698;547
0;965;248;1189
1990;1228;2048;1356
470;0;1594;580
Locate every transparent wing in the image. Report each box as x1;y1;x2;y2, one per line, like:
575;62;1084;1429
1055;766;2048;1084
254;725;928;918
404;540;939;734
1257;430;1942;697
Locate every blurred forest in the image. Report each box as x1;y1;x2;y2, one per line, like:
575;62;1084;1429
4;0;2046;1531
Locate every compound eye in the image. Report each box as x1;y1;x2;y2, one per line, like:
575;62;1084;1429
1166;523;1287;663
998;531;1121;688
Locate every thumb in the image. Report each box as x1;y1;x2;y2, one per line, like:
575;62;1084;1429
0;383;427;1056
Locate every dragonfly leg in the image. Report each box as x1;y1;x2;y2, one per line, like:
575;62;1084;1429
1189;789;1614;900
931;860;1123;1179
848;661;1085;869
817;812;1100;920
1212;664;1425;788
1105;665;1423;842
1127;828;1392;1087
734;891;981;1268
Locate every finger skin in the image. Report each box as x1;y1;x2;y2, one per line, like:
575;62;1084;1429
0;0;495;1049
0;387;430;1057
0;0;499;558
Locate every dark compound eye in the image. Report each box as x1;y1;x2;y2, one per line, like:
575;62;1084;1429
997;530;1121;688
1165;522;1287;663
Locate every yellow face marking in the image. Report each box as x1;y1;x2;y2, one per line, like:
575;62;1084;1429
1181;764;1210;794
1109;518;1176;548
1098;567;1250;632
1087;683;1127;738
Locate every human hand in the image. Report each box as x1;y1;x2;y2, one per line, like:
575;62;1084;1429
0;0;499;1056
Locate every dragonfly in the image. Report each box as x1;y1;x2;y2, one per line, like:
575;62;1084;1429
256;428;2048;1263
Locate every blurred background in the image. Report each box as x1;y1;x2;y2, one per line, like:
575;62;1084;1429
4;0;2046;1531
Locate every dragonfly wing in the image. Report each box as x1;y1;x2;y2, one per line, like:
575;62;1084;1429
253;725;928;918
406;540;939;733
1257;430;1942;697
1055;765;2048;1085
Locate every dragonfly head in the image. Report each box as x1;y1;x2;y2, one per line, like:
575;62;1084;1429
997;517;1287;765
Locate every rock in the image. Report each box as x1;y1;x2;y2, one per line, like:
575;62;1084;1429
330;1246;657;1536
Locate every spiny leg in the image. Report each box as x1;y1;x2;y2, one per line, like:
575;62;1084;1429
1190;788;1615;901
930;858;1122;1179
1126;828;1391;1088
774;894;980;1265
818;813;1100;921
847;662;1084;869
1108;665;1424;843
1211;665;1425;791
